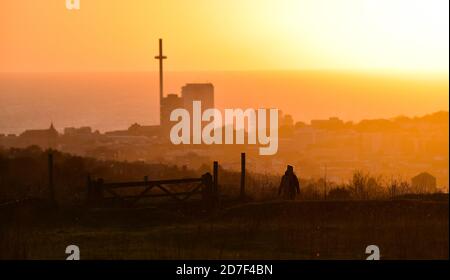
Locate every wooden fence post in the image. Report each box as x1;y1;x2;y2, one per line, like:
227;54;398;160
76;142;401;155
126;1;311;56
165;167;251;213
240;153;246;199
48;150;55;203
201;172;214;204
97;178;104;200
144;176;148;185
86;173;92;205
213;161;219;199
86;173;95;206
87;178;103;206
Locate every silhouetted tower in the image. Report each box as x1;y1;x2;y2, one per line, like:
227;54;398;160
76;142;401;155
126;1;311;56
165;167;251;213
154;38;167;125
181;83;214;115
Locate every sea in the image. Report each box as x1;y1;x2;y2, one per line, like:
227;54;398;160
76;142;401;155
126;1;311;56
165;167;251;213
0;71;447;134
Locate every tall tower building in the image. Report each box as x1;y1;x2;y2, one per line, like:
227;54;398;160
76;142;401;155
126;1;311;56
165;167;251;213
161;93;183;129
154;39;215;133
181;83;215;115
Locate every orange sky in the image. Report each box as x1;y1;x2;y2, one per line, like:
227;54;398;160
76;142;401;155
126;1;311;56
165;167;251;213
0;0;448;73
0;0;448;125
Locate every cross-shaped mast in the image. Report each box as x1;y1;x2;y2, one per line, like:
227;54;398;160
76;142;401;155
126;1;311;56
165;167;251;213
154;38;167;124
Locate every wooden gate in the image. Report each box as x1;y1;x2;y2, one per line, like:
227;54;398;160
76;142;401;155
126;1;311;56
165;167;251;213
86;162;219;207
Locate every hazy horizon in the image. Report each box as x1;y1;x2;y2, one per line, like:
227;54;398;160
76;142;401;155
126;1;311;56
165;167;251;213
0;70;448;134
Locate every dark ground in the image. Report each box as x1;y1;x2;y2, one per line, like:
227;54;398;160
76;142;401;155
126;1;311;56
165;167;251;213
0;198;448;260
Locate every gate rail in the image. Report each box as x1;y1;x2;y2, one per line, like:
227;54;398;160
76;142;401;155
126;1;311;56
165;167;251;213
86;162;219;207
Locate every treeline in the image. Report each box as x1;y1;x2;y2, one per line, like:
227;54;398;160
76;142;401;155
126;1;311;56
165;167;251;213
285;111;449;132
0;146;199;204
213;168;446;201
0;146;276;204
0;146;445;205
298;170;445;200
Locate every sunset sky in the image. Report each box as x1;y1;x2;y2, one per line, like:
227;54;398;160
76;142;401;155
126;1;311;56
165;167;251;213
0;0;448;131
0;0;448;73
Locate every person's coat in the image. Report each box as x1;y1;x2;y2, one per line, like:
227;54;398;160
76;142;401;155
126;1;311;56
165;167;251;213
278;171;300;200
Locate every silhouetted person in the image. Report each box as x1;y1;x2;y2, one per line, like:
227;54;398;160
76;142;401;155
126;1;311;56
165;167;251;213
278;165;300;200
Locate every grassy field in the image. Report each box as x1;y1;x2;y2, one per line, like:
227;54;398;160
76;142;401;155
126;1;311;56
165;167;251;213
1;199;448;260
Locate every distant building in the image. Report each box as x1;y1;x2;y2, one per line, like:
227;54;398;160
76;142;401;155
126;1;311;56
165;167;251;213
154;40;215;133
181;83;214;115
159;83;215;132
311;117;344;130
105;123;161;137
279;112;295;137
20;123;59;148
161;93;183;129
64;126;93;136
411;172;437;193
103;41;216;140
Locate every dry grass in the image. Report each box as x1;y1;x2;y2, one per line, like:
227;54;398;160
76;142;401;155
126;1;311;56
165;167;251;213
1;199;448;260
